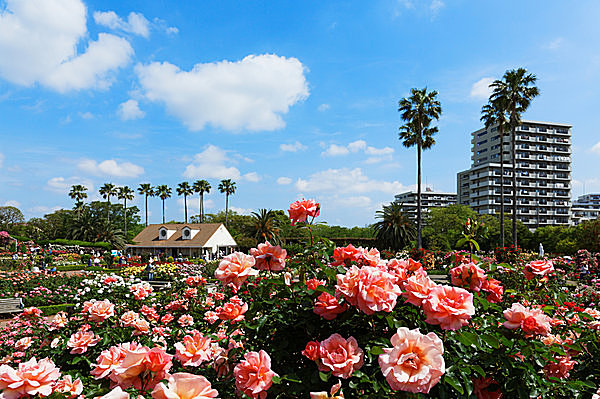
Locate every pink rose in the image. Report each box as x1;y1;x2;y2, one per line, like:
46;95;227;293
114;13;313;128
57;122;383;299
288;198;320;225
379;327;445;393
215;252;258;289
112;345;172;390
67;331;101;354
250;242;287;271
95;386;130;399
54;375;83;398
234;350;278;399
318;334;364;379
524;259;554;280
422;285;475;331
178;314;194;327
87;299;115;322
152;372;218;399
92;346;127;380
175;331;213;367
482;278;503;303
544;355;576;380
331;244;364;267
302;341;320;361
217;302;248;323
120;311;140;328
401;268;437;307
313;292;348;320
336;266;402;315
450;262;487;292
0;357;61;398
503;303;551;336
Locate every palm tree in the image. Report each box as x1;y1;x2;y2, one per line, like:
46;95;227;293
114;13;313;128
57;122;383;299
218;179;237;227
490;68;539;247
398;88;442;249
99;183;118;223
155;185;172;224
176;182;194;224
117;186;135;238
68;185;88;219
250;209;281;244
193;180;211;223
373;202;415;251
137;183;155;227
481;97;509;247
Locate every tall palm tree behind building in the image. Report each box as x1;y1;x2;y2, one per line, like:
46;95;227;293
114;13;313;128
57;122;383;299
193;180;211;223
137;183;155;227
177;182;194;223
68;185;88;219
398;87;441;249
155;185;172;224
99;183;118;223
218;179;236;227
118;186;135;237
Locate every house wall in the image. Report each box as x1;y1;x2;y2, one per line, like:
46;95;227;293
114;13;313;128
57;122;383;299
204;225;237;253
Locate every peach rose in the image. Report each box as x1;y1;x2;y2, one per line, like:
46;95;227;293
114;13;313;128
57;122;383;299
503;303;551;336
129;283;153;300
288;198;320;225
152;372;218;399
481;278;503;303
96;386;130;399
217;302;248;323
92;346;127;380
67;331;101;354
112;345;172;390
215;252;259;289
335;266;361;306
87;299;115;322
331;244;363;267
120;311;140;327
175;331;214;367
54;375;83;398
132;318;150;335
14;337;33;351
251;242;287;272
234;350;278;399
318;334;364;379
0;357;61;398
450;262;487;292
379;327;445;393
336;266;402;315
544;355;576;380
186;276;206;287
401;268;437;307
314;292;348;321
385;259;410;284
140;305;160;322
523;259;554;280
51;312;69;329
422;285;475;331
310;380;344;399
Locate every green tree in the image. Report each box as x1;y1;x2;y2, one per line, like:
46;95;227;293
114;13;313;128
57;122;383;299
481;96;509;247
576;218;600;252
218;179;237;227
117;186;135;237
373;202;415;251
250;209;281;244
422;205;478;251
398;88;442;249
99;183;118;223
0;206;25;231
68;185;88;218
137;183;155;227
193;180;211;223
176;181;194;224
490;68;539;247
155;185;172;224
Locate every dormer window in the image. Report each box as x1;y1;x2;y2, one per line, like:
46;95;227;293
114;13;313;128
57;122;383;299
159;227;175;240
182;227;191;240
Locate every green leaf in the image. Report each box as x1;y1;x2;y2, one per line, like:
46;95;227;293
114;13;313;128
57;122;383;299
444;375;464;395
319;371;330;382
370;346;384;355
480;333;500;349
272;375;281;384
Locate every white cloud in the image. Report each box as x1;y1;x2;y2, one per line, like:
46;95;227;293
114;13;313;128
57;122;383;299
230;206;253;215
332;196;372;208
177;197;198;219
3;200;20;207
280;141;307;152
295;168;408;195
322;140;394;162
166;26;179;35
591;141;600;154
29;205;62;214
184;145;258;182
0;153;4;168
430;0;445;14
46;176;93;194
93;11;150;38
544;37;565;50
118;99;145;120
79;111;94;119
0;0;133;92
277;177;292;185
136;54;309;131
78;159;144;178
470;77;494;100
318;103;330;112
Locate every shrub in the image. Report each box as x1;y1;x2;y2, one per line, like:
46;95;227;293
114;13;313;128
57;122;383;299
103;252;114;267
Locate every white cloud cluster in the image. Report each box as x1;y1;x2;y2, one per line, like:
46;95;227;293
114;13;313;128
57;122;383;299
295;167;408;195
118;99;145;120
78;159;145;178
277;177;292;185
183;145;259;182
3;200;20;207
46;176;93;194
93;11;150;38
470;77;494;100
280;141;307;152
591;141;600;154
136;54;309;131
0;0;133;92
322;140;394;163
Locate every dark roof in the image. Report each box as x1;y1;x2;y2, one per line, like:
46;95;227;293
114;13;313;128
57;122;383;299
127;223;227;248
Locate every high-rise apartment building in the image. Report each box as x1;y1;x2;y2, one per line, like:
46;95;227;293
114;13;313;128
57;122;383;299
457;120;572;229
571;193;600;225
395;189;457;221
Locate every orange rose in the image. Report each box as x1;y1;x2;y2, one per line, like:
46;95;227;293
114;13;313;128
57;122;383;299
523;260;554;280
88;299;115;322
422;285;475;331
152;372;218;399
175;331;214;367
67;331;101;354
234;350;278;399
313;292;348;320
215;252;258;289
402;268;437;307
318;334;364;379
250;241;287;271
217;302;248;323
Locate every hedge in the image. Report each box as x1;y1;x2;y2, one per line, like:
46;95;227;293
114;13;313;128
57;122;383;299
37;239;113;250
39;303;74;315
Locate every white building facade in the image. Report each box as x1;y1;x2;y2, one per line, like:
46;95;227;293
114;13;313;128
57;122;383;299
395;189;457;221
571;193;600;225
457;120;572;229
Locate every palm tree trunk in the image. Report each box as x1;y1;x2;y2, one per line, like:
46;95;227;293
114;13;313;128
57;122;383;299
184;195;188;223
107;197;111;223
201;193;204;223
199;195;202;223
225;194;229;227
499;122;505;247
145;195;148;227
417;140;422;249
511;124;518;247
124;199;128;237
162;199;165;224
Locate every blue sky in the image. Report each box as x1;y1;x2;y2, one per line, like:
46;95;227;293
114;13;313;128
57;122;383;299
1;0;599;227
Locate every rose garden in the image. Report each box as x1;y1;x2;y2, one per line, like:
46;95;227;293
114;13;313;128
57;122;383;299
0;199;599;398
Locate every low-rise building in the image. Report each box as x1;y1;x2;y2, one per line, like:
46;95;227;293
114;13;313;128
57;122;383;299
394;189;457;220
571;193;600;225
